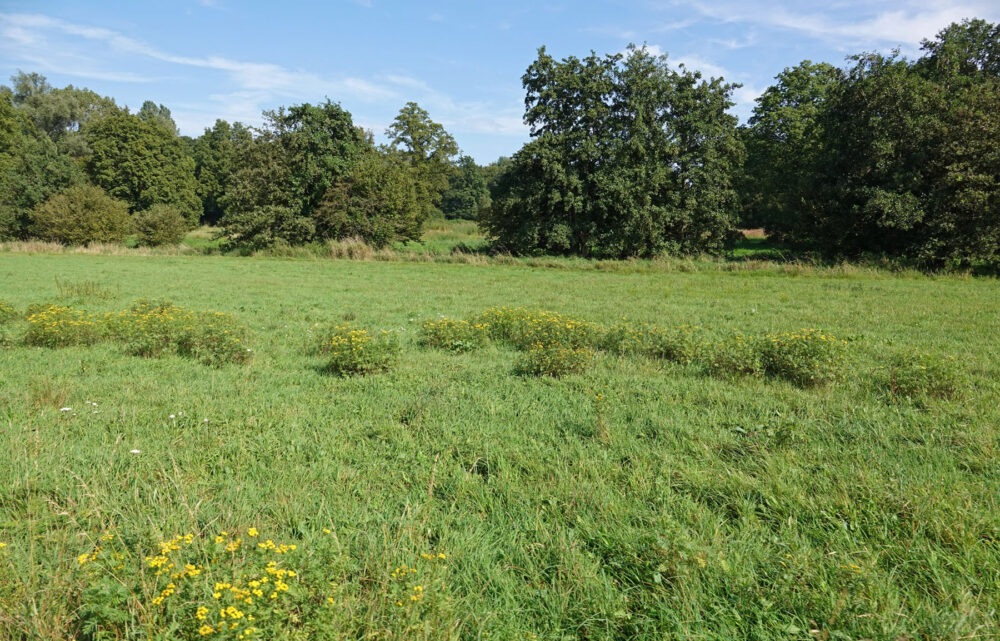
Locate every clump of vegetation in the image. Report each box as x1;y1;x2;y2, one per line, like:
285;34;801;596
704;333;765;379
470;307;601;350
757;328;847;386
29;185;133;245
882;350;962;401
419;318;489;352
0;299;18;324
320;323;400;375
106;299;252;366
70;528;453;640
518;342;594;377
24;303;102;347
76;529;301;639
134;204;189;246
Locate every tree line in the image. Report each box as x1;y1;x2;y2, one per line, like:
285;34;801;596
1;18;997;266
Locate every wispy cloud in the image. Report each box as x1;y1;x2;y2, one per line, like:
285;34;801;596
673;0;1000;50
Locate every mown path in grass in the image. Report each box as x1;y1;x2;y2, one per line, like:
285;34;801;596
1;253;998;640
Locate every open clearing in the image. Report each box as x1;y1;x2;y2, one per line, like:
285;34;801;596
1;253;998;639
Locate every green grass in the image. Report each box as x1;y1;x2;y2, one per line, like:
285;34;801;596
0;252;998;640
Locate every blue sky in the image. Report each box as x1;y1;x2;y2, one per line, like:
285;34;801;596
2;1;998;162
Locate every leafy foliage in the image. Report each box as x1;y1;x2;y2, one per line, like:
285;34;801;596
752;19;1000;266
191;120;252;224
314;151;421;248
483;46;742;258
517;342;594;377
86;113;202;225
440;155;490;220
134;204;188;246
29;185;132;245
0;92;82;239
385;102;458;220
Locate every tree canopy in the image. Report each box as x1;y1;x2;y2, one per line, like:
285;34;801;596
482;46;742;258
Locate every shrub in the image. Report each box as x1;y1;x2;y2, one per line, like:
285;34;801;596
469;307;601;350
320;323;400;376
758;329;847;386
134;204;188;246
518;342;594;377
0;300;18;324
882;350;961;401
419;318;489;352
24;304;102;347
29;185;132;245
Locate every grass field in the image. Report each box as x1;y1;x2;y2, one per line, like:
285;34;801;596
1;251;998;640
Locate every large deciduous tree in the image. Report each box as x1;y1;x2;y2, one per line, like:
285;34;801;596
86;113;202;225
0;92;81;239
385;102;458;221
192;119;253;224
483;46;742;258
739;61;841;231
765;19;1000;266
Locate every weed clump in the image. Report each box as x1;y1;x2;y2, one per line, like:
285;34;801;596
419;318;489;352
518;342;594;377
882;350;962;401
470;306;601;349
0;300;18;324
320;323;400;376
24;304;102;347
106;299;252;366
757;328;847;386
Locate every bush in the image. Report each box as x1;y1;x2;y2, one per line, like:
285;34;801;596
758;329;847;386
0;300;18;324
419;318;489;352
134;204;188;246
319;323;400;376
29;185;133;245
518;342;594;377
882;350;961;401
24;304;102;347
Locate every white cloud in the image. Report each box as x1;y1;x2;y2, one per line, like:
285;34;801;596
674;0;1000;50
0;12;396;102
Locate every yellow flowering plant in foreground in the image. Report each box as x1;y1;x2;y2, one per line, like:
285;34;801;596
70;528;453;640
319;323;401;375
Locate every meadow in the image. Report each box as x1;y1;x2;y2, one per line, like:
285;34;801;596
0;246;998;640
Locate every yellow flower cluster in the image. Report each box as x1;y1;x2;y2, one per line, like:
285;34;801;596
25;304;100;347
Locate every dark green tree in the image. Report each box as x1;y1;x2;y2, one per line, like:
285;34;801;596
218;100;365;247
740;61;842;231
484;46;741;257
314;151;421;248
774;19;1000;266
385;102;458;221
441;155;490;219
86;113;202;225
192;119;252;224
0;93;81;239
